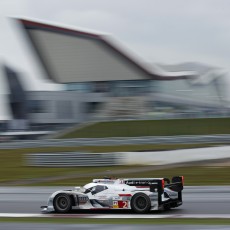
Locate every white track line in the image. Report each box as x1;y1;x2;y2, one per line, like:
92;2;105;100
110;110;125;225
0;213;44;217
0;213;230;218
89;214;230;219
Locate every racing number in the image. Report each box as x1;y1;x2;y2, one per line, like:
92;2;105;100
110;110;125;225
113;201;128;209
122;201;128;208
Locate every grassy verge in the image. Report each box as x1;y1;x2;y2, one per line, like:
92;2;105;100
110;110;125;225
0;218;230;225
59;118;230;138
0;143;225;184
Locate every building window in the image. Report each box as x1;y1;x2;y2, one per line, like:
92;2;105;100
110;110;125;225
85;102;102;114
28;100;46;113
92;81;109;93
65;82;92;92
110;80;151;96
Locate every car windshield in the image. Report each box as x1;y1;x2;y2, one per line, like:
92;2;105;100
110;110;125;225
84;187;93;194
84;185;108;194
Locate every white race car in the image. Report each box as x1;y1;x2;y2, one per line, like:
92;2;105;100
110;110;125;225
41;176;184;214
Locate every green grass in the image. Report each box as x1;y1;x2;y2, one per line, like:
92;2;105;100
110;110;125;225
0;218;230;225
0;149;138;184
60;118;230;138
0;143;224;184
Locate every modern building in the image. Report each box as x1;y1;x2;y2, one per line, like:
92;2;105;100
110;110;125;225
1;18;229;132
0;64;28;131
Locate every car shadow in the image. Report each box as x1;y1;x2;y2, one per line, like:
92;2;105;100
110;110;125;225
52;208;183;215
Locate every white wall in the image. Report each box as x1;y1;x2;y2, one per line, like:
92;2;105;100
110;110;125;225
118;146;230;165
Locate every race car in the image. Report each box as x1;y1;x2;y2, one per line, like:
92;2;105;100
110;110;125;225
41;176;184;214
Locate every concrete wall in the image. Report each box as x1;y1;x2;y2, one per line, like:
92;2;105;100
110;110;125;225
118;146;230;165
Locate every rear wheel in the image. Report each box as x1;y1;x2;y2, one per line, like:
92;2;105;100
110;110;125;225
53;193;72;213
164;204;171;211
131;193;151;214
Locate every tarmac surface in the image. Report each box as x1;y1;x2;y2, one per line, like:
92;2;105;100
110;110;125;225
0;223;229;230
0;186;229;229
0;186;229;215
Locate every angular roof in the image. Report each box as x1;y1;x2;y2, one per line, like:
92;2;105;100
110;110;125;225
17;18;195;83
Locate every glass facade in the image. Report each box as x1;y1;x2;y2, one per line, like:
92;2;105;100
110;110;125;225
65;80;154;96
110;80;151;96
156;79;223;104
65;82;93;92
28;100;49;113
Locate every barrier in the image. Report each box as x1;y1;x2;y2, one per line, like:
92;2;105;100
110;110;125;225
26;146;230;167
26;152;122;167
0;135;230;149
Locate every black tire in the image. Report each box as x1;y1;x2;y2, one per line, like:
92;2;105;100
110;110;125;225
131;193;151;214
53;193;72;213
164;204;171;211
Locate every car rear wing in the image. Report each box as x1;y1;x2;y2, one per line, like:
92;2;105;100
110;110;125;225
123;177;183;192
124;176;184;205
164;176;184;192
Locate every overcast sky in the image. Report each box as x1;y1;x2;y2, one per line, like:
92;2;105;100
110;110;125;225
0;0;230;90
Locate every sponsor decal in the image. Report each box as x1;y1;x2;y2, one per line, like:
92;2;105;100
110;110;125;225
78;196;89;203
113;201;129;209
125;180;156;185
112;196;122;201
136;186;150;188
113;201;119;208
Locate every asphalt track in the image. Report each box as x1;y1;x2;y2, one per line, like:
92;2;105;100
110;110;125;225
0;223;229;230
0;186;229;230
0;186;229;215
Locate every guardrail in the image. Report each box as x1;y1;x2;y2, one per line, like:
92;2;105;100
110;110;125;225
26;145;230;167
26;152;122;167
0;134;230;149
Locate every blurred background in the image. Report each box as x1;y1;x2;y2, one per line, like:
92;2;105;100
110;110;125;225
0;0;230;136
0;1;230;227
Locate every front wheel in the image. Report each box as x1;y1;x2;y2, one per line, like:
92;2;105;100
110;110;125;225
53;193;72;213
131;193;151;214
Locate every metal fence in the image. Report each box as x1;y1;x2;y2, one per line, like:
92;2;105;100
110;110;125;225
26;152;122;167
1;135;230;149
